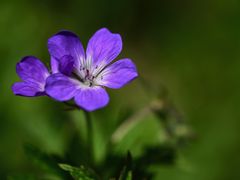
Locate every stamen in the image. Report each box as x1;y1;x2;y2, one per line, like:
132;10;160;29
72;55;98;87
72;72;84;83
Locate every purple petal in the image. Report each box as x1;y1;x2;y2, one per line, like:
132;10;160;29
96;58;138;89
48;31;85;69
59;55;74;76
51;56;59;73
86;28;122;67
45;73;79;101
12;82;45;97
74;86;109;111
16;56;49;84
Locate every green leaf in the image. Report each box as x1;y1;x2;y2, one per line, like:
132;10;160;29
119;151;132;180
119;167;132;180
59;164;99;180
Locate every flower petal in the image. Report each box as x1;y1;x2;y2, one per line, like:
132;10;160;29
51;56;59;73
48;31;85;69
12;82;45;97
59;55;74;76
96;58;138;89
86;28;122;67
45;73;79;101
16;56;49;84
74;86;109;111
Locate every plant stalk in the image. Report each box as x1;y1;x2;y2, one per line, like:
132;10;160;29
83;110;94;165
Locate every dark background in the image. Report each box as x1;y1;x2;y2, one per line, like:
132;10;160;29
0;0;240;179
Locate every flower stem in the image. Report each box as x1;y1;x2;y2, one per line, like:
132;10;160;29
83;110;94;165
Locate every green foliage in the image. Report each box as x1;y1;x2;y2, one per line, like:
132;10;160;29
118;152;132;180
7;175;36;180
59;164;99;180
24;144;67;179
119;167;132;180
19;95;193;179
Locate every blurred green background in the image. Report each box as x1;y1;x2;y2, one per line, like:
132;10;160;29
0;0;240;179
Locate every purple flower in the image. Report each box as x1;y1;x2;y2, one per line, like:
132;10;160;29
46;28;138;111
12;56;51;97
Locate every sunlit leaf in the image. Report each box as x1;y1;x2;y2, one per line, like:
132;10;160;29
59;164;99;180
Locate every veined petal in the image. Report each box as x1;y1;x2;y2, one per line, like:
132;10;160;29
86;28;122;69
16;56;49;84
96;58;138;89
74;86;109;111
51;56;59;73
48;31;85;69
45;73;79;101
12;82;45;97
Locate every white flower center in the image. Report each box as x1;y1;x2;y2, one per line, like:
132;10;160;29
73;56;106;87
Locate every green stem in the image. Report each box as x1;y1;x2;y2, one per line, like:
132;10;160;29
83;110;94;165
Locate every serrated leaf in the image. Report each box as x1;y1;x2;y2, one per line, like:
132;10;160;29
59;164;99;180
